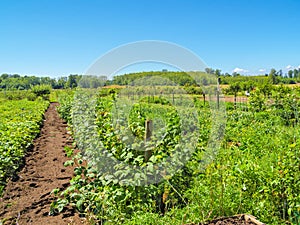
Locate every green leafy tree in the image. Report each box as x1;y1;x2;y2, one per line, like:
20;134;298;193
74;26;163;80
66;74;81;88
1;74;9;79
232;72;240;77
215;69;221;76
269;68;279;84
288;70;293;78
293;69;298;78
205;68;215;74
30;84;51;100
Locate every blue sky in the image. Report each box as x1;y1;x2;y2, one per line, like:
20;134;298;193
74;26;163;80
0;0;300;77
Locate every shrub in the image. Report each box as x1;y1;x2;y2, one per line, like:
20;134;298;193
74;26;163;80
30;85;51;100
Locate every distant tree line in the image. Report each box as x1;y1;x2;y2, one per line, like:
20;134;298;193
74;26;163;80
205;67;300;85
0;74;108;90
112;69;300;87
112;71;197;86
0;74;76;90
1;67;299;90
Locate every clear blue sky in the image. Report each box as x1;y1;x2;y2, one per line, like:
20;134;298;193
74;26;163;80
1;0;300;77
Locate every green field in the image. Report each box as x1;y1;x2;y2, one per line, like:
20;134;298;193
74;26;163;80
0;79;299;224
50;85;300;224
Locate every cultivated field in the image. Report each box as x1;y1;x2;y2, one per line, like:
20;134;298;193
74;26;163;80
0;83;299;225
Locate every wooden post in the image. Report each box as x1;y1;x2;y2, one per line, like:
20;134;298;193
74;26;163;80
144;119;153;162
172;90;175;105
234;94;237;110
217;78;220;110
217;90;220;110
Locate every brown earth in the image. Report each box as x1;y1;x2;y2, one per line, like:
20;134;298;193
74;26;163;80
222;96;248;103
186;214;265;225
0;103;86;225
198;96;248;103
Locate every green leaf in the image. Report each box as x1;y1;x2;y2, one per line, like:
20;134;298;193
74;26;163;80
76;199;84;211
64;160;74;167
51;188;60;195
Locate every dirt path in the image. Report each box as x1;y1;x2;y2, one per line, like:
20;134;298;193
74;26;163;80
0;103;86;225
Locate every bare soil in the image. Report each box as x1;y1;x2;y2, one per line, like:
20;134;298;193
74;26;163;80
186;214;265;225
0;103;86;225
206;96;248;103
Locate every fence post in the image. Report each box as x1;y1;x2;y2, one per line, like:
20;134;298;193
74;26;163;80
217;77;220;109
172;90;175;105
217;90;220;110
144;119;153;162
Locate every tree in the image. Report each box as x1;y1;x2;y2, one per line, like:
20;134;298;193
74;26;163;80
232;72;240;77
277;69;283;77
269;68;278;84
205;68;215;74
269;68;276;76
288;70;293;78
56;77;67;89
1;74;9;79
215;69;221;76
40;77;52;85
293;69;298;78
66;74;81;88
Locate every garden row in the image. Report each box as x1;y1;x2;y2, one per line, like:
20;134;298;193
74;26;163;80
0;98;49;195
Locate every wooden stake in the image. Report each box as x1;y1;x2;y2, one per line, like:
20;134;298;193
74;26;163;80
144;119;153;162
